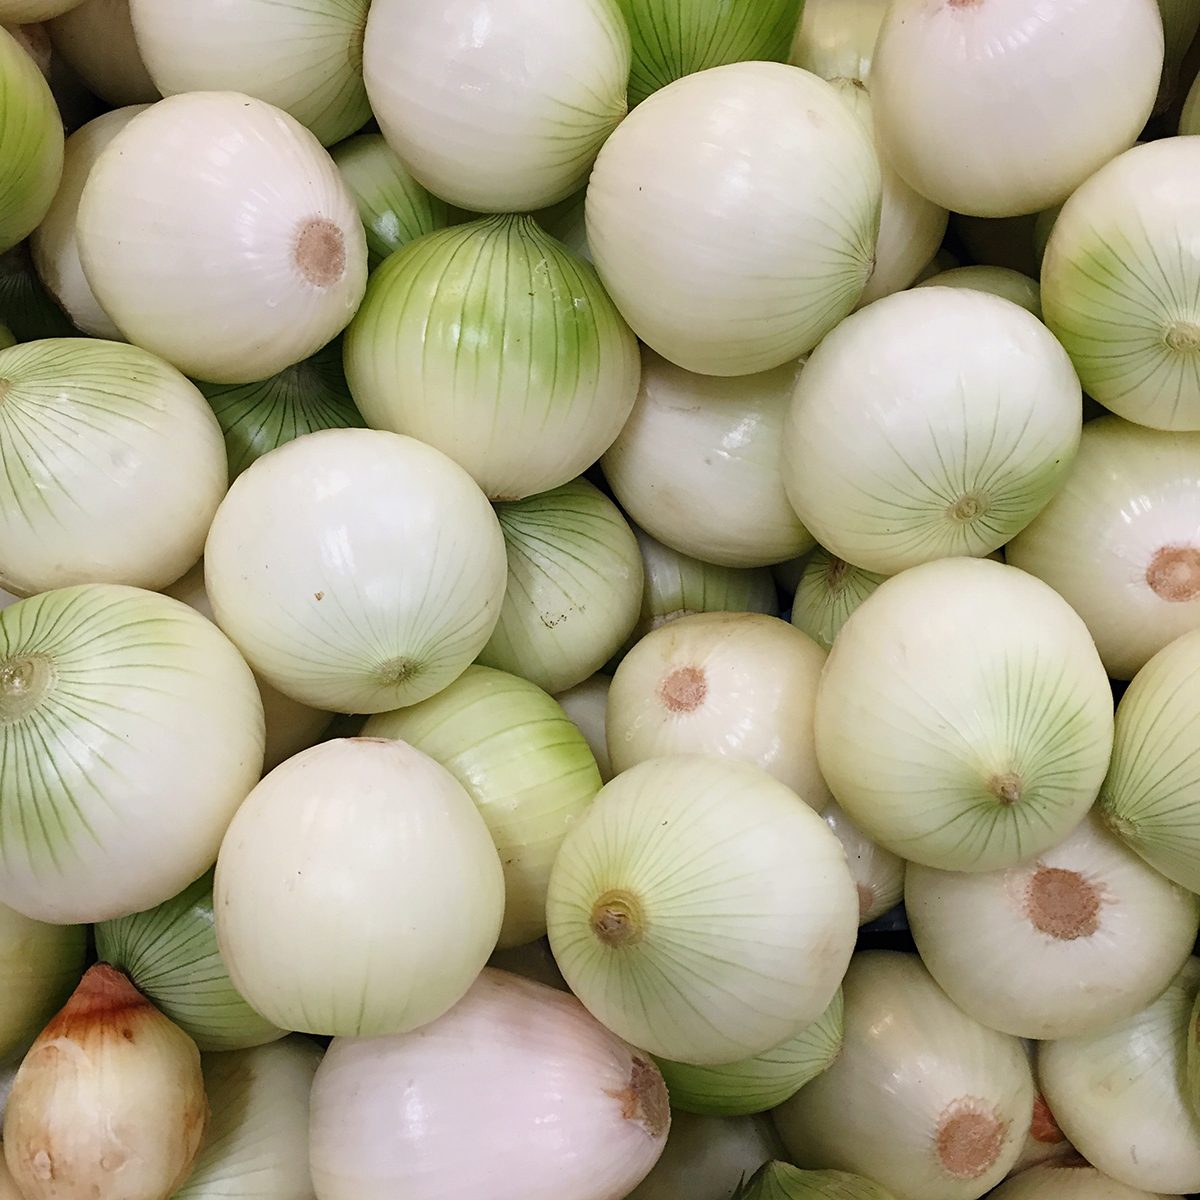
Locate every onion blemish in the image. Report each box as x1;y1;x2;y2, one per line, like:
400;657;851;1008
934;1098;1008;1180
1146;544;1200;602
1023;865;1102;940
608;1056;670;1138
657;665;707;713
293;217;347;288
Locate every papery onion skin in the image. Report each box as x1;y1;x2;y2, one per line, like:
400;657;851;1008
821;801;905;926
554;675;614;783
45;0;158;106
0;242;76;341
790;549;887;653
916;266;1042;319
586;61;880;377
788;0;888;83
738;1162;899;1200
345;216;640;502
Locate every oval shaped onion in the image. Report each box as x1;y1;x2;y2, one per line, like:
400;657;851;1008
1006;416;1200;680
554;675;614;783
788;0;888;82
345;216;639;501
990;1158;1184;1199
309;968;669;1200
204;427;507;714
782;288;1081;575
76;91;367;385
546;755;858;1065
815;558;1114;873
917;265;1042;319
821;801;905;926
362;0;629;213
790;549;888;653
45;0;158;106
870;0;1163;217
0;585;263;923
586;61;880;377
775;951;1034;1199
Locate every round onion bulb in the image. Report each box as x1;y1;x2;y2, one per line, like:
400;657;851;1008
128;0;370;146
0;338;227;596
1006;416;1200;680
606;612;831;808
782;288;1081;575
869;0;1163;217
815;558;1114;873
45;0;158;106
554;675;614;783
917;265;1042;319
345;215;639;501
0;585;263;923
76;91;367;385
362;0;629;212
204;427;506;713
788;0;888;83
775;951;1034;1199
990;1157;1184;1199
821;801;905;926
309;968;669;1200
790;549;888;653
586;61;881;376
1038;958;1200;1194
0;242;76;343
546;755;858;1065
737;1162;899;1200
215;738;504;1038
906;810;1200;1040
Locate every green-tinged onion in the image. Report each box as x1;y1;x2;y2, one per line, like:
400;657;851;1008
616;0;801;107
546;755;857;1065
586;62;880;377
1032;205;1063;270
0;902;86;1065
1159;0;1200;114
821;801;905;926
916;265;1042;319
0;587;13;610
915;247;964;282
478;479;643;696
790;549;887;652
736;1163;898;1200
788;0;888;82
176;1038;322;1200
906;810;1200;1040
554;675;614;783
1039;958;1200;1193
345;216;639;501
215;738;505;1037
204;428;507;713
77;92;367;386
775;951;1034;1199
1183;70;1200;133
991;1158;1186;1199
0;0;83;19
0;585;264;924
45;0;158;105
487;938;569;992
655;989;843;1117
606;612;831;808
197;339;364;480
603;349;813;568
0;338;228;596
1006;416;1200;680
815;558;1114;873
783;288;1080;575
0;242;75;340
6;22;49;76
129;0;369;147
330;133;452;269
362;665;602;948
364;0;628;212
532;189;590;263
94;870;284;1053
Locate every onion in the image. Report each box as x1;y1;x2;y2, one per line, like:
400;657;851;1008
1190;988;1200;1120
214;738;504;1038
990;1158;1180;1199
6;22;50;77
309;968;669;1200
774;951;1034;1199
0;242;75;341
554;675;614;783
737;1163;898;1200
1038;957;1200;1193
1006;416;1200;680
546;755;857;1064
76;92;367;385
344;215;639;501
129;0;369;147
362;0;630;213
0;584;263;924
822;801;905;926
782;288;1081;575
477;479;642;696
45;0;157;106
815;558;1114;873
788;0;887;83
789;549;887;653
606;612;830;808
532;189;590;263
586;62;880;377
1158;0;1200;114
362;664;602;948
916;266;1042;319
0;0;82;20
204;427;507;714
906;810;1200;1040
1182;70;1200;133
870;0;1162;218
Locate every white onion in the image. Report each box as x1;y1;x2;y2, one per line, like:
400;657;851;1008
554;675;614;783
309;968;669;1200
789;549;887;653
362;0;629;213
586;61;880;377
788;0;887;83
45;0;158;106
77;92;367;385
990;1159;1183;1200
916;266;1042;319
821;801;905;926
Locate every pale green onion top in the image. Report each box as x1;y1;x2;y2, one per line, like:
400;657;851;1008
736;1163;898;1200
790;549;887;652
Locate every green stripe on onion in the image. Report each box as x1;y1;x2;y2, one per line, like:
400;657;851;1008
736;1163;899;1200
789;549;887;653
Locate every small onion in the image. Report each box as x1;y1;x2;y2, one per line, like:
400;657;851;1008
821;801;905;926
0;242;75;341
737;1163;898;1200
789;549;887;653
916;265;1042;319
986;1159;1177;1200
788;0;887;82
546;755;858;1065
554;675;614;783
45;0;158;106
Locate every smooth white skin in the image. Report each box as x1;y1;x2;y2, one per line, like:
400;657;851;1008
606;612;831;809
789;0;888;81
215;739;504;1038
822;800;905;926
782;288;1081;575
46;0;159;106
906;811;1200;1040
1038;959;1200;1194
603;350;813;568
586;61;881;377
1006;417;1200;680
204;428;507;714
362;0;629;212
76;92;367;385
776;952;1033;1200
554;674;613;782
917;265;1042;318
308;969;668;1200
990;1162;1182;1200
870;0;1163;217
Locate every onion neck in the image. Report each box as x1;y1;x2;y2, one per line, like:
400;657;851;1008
590;890;646;948
0;652;55;722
